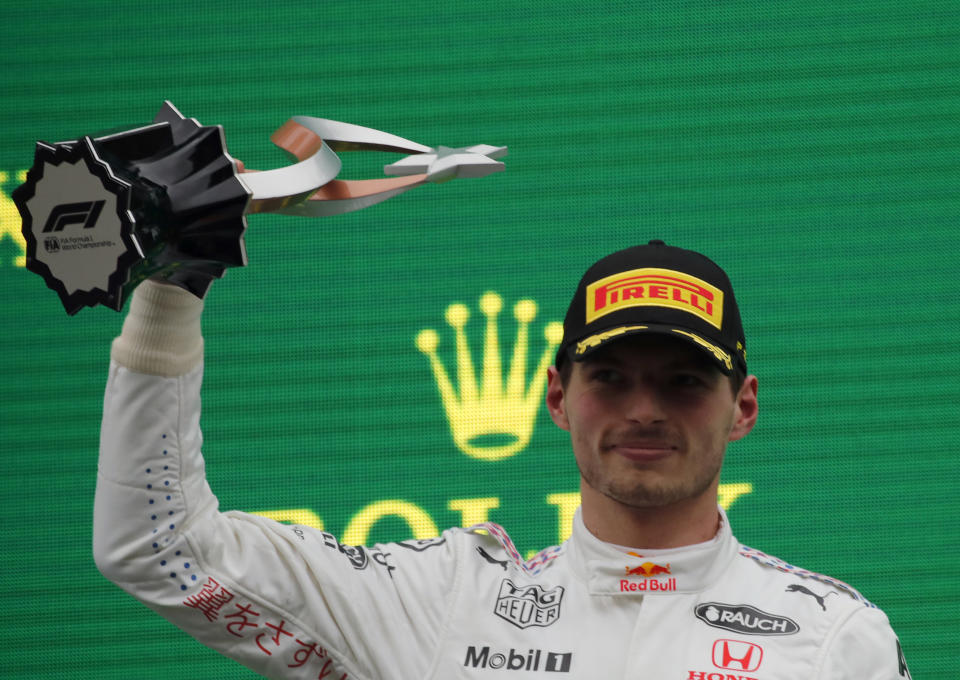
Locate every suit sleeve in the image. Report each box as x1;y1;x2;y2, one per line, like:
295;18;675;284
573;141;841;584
93;282;460;680
818;605;912;680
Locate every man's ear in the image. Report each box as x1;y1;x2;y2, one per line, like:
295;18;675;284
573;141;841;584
728;374;758;442
546;365;571;432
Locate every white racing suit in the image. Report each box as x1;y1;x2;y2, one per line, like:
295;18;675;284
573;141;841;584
94;283;911;680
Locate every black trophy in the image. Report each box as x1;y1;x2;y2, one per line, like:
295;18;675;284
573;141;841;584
14;102;507;314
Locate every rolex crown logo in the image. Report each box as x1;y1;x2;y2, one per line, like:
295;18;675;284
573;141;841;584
416;292;563;461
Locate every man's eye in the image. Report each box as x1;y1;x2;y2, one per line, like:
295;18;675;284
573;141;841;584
672;373;705;387
590;369;621;383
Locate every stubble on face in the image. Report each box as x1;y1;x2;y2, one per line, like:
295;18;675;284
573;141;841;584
576;423;726;510
561;340;738;512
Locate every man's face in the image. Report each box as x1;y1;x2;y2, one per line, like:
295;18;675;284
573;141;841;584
546;335;758;511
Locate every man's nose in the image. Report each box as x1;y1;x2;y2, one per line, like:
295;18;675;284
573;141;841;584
623;383;667;423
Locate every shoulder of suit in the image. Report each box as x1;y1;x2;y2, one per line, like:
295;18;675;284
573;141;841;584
736;543;876;608
458;523;565;576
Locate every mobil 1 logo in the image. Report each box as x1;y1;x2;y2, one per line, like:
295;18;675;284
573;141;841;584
464;646;572;673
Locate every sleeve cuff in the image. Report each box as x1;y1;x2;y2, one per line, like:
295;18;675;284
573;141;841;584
110;280;205;376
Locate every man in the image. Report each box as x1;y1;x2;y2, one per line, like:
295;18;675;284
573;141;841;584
94;240;910;679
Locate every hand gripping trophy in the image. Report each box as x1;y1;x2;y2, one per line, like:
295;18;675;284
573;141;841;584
13;101;506;314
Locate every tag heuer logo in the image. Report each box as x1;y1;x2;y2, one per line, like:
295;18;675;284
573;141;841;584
494;579;564;629
695;602;799;636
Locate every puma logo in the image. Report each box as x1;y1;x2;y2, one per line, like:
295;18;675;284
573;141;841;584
477;546;509;570
786;584;837;611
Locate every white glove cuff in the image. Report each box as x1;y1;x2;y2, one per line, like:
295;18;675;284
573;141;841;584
111;280;204;376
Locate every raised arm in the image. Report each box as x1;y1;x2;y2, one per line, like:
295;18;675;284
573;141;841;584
93;280;458;680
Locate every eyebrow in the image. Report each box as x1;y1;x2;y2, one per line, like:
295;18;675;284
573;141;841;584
583;352;720;375
669;356;721;373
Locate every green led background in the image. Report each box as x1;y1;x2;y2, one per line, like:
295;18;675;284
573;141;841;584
2;1;957;677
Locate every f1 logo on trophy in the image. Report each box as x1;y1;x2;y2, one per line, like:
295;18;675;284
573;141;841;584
14;101;506;314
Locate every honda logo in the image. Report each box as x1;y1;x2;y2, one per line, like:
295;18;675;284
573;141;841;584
712;639;763;672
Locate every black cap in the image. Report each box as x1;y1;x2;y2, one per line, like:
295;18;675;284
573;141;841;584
556;240;747;374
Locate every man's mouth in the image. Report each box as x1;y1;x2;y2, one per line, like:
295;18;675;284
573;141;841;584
605;439;678;462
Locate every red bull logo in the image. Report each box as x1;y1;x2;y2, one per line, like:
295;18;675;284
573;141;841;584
620;578;677;592
621;562;676;592
624;562;671;577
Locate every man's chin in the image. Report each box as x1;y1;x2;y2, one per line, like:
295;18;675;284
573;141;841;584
603;477;716;510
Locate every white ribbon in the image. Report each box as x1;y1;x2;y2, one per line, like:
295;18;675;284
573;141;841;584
240;117;506;216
